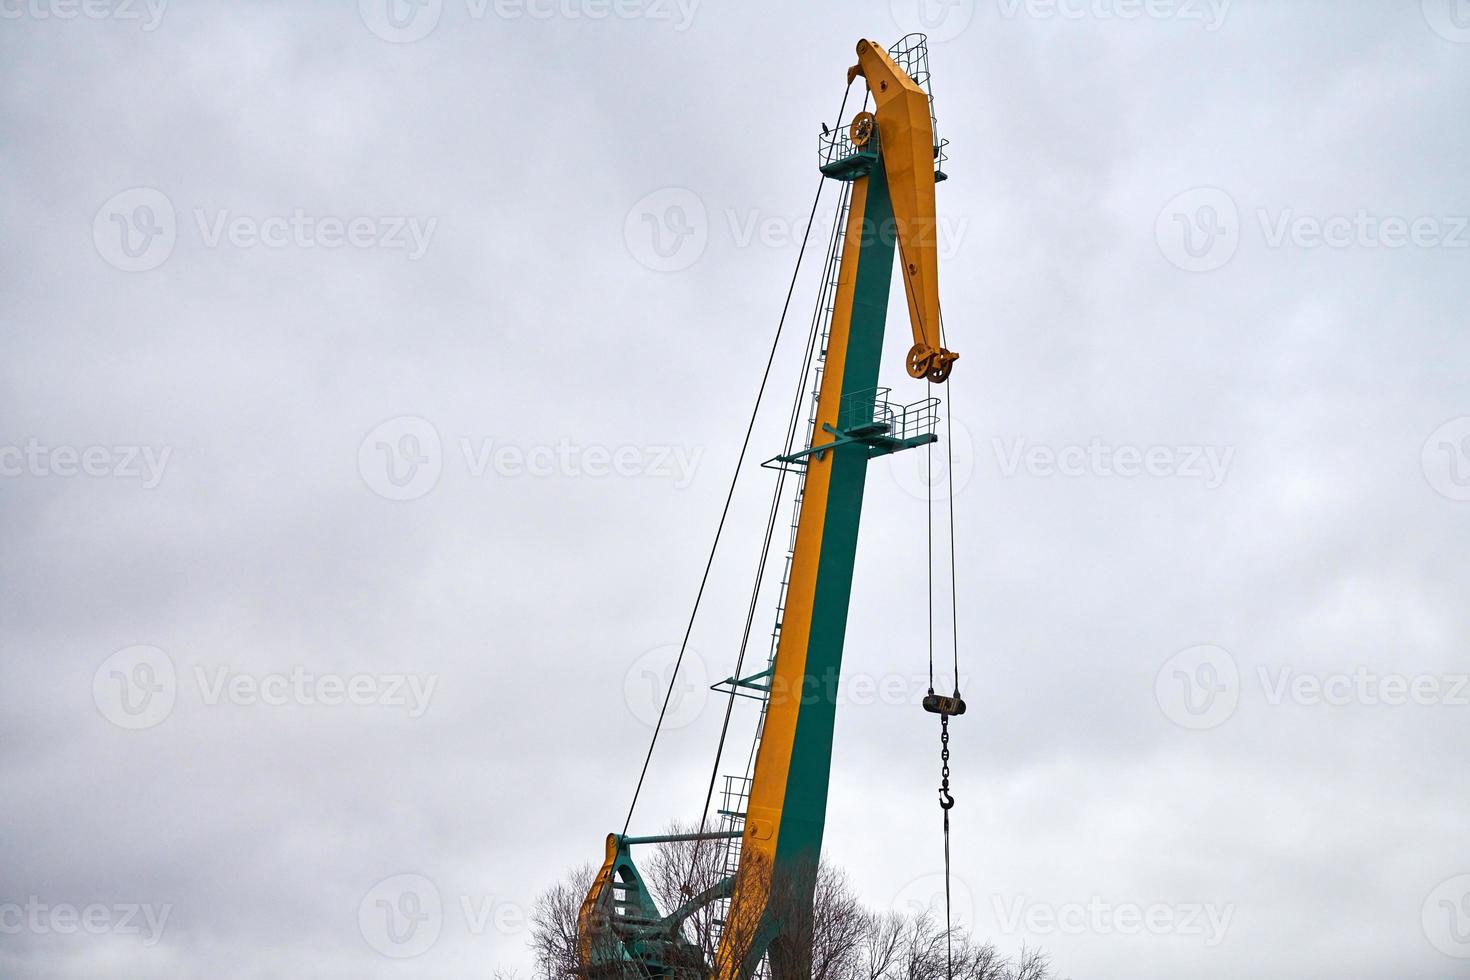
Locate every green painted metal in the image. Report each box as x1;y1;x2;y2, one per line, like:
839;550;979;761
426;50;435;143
819;146;879;181
768;156;899;896
773;422;935;465
622;831;744;847
711;665;775;699
583;835;740;980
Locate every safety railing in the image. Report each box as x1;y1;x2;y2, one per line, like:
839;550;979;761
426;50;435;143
819;123;875;170
838;386;941;443
888;33;942;164
888;33;933;92
816;33;949;180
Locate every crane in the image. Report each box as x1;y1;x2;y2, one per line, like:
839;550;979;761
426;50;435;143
577;35;963;980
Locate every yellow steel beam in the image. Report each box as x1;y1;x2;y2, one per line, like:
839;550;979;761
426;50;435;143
850;38;958;382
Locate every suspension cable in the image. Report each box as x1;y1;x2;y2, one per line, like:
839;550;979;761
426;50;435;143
937;303;961;980
689;189;843;823
683;86;857;878
620;176;826;840
927;383;935;694
620;83;855;840
884;185;964;980
939;305;961;689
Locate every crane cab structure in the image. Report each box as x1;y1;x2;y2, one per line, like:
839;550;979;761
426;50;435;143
578;35;962;980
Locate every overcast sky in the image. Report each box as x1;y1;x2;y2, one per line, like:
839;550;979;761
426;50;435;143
3;1;1469;978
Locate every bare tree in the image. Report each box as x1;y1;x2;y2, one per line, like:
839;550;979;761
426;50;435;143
1003;944;1052;980
951;933;1005;980
529;839;1063;980
642;822;731;965
530;862;595;980
807;866;866;980
894;911;946;980
859;911;906;980
763;858;862;980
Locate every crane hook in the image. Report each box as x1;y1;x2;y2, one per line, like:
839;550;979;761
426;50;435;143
937;710;955;810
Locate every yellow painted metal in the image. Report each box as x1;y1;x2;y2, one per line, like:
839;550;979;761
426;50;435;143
577;833;621;966
710;171;874;980
851;38;958;382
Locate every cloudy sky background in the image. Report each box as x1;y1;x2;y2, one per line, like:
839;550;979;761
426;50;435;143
3;1;1469;977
